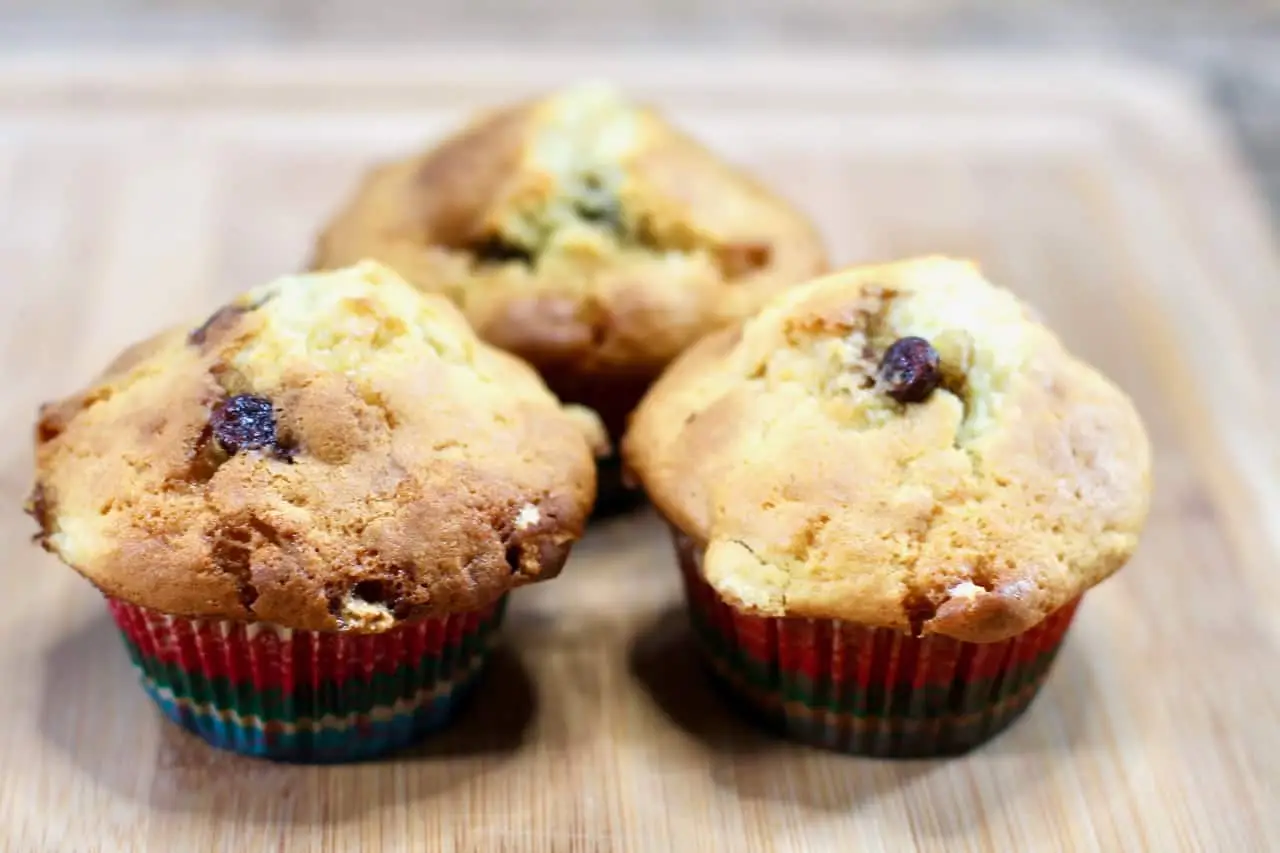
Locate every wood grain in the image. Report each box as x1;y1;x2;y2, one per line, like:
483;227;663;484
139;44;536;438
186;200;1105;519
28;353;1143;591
0;53;1277;852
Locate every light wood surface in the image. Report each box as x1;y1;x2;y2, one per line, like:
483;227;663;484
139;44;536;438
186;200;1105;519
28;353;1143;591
1;53;1278;852
9;2;1280;228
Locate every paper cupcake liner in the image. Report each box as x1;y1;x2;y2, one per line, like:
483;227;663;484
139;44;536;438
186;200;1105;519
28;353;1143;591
106;595;507;762
674;533;1079;756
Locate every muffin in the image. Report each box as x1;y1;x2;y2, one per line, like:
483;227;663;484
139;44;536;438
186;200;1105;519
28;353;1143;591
27;262;601;762
311;82;828;510
623;257;1151;756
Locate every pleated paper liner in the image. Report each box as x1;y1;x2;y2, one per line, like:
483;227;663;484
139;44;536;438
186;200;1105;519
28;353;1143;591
107;595;507;762
673;532;1080;757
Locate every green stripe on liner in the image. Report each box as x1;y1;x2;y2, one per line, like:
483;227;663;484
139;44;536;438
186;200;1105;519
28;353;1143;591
139;654;485;734
688;609;1065;722
122;635;497;723
698;644;1050;756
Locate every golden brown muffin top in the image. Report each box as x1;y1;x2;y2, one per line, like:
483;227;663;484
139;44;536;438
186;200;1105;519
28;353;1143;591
624;258;1152;642
312;82;828;379
29;262;603;632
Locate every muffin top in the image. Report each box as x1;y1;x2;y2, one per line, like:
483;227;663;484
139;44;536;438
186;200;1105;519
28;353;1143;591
624;258;1151;642
29;262;603;632
311;82;828;379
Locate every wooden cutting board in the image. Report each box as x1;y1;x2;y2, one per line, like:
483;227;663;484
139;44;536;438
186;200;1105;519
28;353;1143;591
1;52;1277;852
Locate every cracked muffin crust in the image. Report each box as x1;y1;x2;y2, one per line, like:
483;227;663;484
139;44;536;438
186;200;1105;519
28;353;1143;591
28;262;602;633
310;82;828;445
623;257;1152;643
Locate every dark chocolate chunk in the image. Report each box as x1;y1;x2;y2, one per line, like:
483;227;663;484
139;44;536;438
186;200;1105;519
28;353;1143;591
877;336;942;404
468;235;534;266
210;395;283;456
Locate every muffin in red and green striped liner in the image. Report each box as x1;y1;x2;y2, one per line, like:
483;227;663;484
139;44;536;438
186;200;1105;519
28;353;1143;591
675;533;1080;756
27;262;600;762
624;258;1151;756
106;598;505;761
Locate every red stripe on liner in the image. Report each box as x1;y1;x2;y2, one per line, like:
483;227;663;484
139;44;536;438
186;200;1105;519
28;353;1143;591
108;599;500;690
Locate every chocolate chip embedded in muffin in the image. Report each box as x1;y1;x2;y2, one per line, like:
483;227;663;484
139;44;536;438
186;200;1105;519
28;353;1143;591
468;234;535;267
210;394;292;460
877;336;941;404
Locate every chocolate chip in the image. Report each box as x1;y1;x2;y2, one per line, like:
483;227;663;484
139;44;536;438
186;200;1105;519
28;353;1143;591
877;336;942;404
468;235;534;266
210;395;285;457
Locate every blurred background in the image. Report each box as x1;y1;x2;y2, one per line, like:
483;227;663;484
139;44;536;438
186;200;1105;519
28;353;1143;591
1;0;1277;223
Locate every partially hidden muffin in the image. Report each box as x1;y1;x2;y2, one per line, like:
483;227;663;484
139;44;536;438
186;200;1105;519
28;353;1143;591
623;257;1152;756
311;82;828;510
28;261;601;761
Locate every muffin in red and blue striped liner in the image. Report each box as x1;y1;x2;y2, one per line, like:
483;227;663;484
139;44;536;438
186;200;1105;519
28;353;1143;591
624;258;1151;756
28;262;600;762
